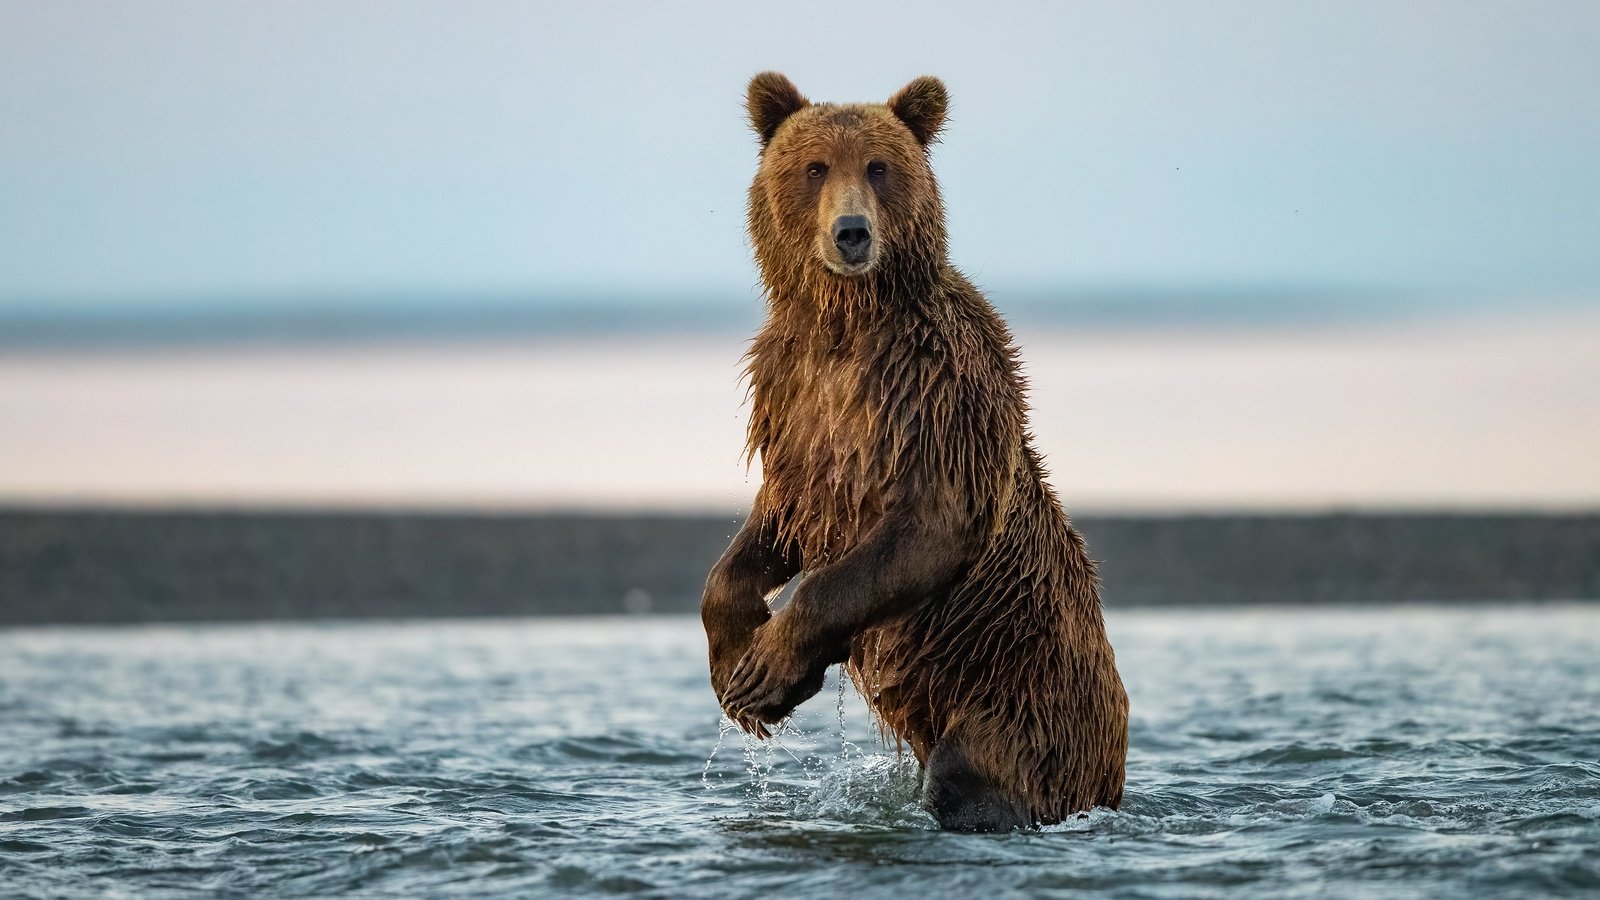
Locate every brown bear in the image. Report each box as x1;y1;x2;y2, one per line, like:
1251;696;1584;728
702;72;1128;832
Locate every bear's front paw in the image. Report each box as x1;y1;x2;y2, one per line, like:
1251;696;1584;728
719;622;828;733
709;633;772;739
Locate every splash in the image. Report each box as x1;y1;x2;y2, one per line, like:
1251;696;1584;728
700;716;739;790
836;665;864;762
704;665;929;827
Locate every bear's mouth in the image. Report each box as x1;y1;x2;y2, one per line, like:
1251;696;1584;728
824;258;875;277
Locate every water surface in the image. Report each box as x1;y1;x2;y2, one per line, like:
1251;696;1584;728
2;606;1598;897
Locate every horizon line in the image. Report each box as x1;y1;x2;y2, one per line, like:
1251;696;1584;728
3;286;1594;352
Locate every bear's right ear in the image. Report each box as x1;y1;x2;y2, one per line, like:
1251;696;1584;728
746;72;808;148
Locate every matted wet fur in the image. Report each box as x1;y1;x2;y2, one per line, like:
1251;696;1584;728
703;72;1128;830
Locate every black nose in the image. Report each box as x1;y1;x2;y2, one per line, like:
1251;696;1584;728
832;215;872;264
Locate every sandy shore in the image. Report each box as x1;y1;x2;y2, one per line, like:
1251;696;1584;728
1;310;1596;510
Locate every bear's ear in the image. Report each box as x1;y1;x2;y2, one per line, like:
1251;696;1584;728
746;72;808;147
888;76;948;147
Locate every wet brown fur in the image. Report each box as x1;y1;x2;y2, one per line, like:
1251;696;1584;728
703;72;1128;827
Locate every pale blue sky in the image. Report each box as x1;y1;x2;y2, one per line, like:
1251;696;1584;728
2;1;1598;315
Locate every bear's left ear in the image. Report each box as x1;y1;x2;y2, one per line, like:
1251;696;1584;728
888;76;948;147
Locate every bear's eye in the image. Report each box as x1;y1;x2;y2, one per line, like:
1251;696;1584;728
806;162;827;180
867;161;888;182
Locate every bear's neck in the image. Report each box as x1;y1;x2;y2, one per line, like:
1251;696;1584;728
759;251;946;334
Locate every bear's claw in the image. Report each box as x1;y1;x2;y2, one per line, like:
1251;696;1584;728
721;648;827;732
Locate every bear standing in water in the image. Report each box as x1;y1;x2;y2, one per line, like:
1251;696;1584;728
703;73;1128;832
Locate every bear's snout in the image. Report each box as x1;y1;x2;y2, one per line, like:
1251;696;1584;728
832;215;873;266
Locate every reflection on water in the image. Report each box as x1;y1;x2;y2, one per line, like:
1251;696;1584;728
2;606;1598;896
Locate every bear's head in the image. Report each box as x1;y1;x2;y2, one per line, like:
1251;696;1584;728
745;72;949;290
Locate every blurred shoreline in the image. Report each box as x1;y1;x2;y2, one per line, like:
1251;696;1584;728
2;507;1596;626
5;289;1595;353
3;310;1597;511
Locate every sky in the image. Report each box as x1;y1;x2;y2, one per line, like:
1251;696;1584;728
2;1;1599;316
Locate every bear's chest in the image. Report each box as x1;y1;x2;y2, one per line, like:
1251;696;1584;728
758;342;892;563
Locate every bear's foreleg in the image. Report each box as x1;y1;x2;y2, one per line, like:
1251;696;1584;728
721;494;976;727
702;499;801;737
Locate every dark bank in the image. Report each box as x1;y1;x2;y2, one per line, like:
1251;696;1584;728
2;508;1597;626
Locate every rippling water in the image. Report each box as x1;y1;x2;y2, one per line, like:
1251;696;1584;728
2;606;1598;897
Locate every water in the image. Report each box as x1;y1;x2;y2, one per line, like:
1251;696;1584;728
2;606;1598;898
